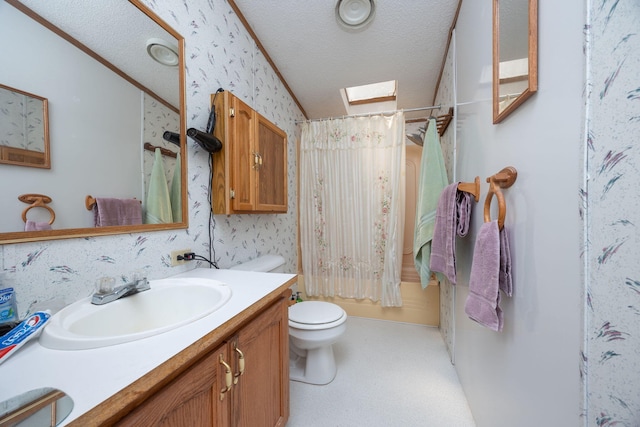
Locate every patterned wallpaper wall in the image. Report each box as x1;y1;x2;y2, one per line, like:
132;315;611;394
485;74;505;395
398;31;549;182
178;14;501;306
1;0;304;317
142;94;180;196
585;1;640;424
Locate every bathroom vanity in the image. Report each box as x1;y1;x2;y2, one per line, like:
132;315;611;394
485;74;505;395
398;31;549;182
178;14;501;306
0;268;295;426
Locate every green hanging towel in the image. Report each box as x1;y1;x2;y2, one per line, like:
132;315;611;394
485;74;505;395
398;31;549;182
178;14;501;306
413;118;449;288
169;152;182;222
145;148;173;224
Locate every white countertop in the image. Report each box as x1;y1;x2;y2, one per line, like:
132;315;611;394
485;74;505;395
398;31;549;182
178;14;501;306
0;268;296;425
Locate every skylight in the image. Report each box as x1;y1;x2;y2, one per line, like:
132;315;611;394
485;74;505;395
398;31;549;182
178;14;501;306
345;80;397;105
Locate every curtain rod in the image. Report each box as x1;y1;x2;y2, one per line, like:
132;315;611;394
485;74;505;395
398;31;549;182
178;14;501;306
295;105;442;124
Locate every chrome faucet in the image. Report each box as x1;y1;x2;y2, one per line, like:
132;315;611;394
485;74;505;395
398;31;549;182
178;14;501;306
91;276;150;305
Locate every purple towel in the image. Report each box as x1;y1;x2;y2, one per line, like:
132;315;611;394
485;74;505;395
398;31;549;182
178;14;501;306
24;220;52;231
499;227;513;296
429;183;472;284
94;198;143;227
464;220;503;331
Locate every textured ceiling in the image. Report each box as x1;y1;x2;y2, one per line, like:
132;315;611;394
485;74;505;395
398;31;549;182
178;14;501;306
14;0;179;108
232;0;460;120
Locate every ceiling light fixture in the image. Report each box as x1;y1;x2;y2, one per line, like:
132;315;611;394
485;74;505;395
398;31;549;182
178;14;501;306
146;38;179;66
335;0;376;31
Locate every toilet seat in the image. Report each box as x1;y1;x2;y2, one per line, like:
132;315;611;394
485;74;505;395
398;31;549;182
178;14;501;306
289;301;346;330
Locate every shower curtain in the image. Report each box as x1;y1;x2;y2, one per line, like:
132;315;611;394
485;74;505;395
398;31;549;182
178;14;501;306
300;112;405;307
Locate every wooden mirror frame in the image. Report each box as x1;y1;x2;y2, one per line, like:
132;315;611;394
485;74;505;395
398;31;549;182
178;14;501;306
492;0;538;124
0;0;187;244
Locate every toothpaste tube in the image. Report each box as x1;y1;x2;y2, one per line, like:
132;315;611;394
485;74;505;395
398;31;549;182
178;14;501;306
0;311;50;365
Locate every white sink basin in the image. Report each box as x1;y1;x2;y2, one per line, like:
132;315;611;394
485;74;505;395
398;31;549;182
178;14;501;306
40;277;232;350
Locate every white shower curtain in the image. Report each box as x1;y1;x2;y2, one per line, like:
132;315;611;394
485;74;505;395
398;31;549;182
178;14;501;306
300;112;405;307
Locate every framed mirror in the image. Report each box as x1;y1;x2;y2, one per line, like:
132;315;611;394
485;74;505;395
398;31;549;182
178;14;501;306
0;0;187;244
0;84;50;169
492;0;538;123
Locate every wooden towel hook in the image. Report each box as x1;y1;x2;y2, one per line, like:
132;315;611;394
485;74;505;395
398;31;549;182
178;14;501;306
483;167;518;230
18;193;56;224
85;195;97;211
457;176;480;202
487;166;517;189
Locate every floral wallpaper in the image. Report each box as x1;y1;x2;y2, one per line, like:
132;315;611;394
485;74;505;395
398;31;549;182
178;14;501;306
1;0;304;318
585;0;640;424
142;94;180;196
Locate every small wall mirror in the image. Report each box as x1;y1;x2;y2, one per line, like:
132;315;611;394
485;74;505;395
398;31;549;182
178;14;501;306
0;84;50;169
0;0;187;243
492;0;538;123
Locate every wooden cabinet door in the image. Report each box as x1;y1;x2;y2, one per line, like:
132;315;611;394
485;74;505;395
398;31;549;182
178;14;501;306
255;114;288;212
230;96;256;212
210;90;288;214
116;345;231;427
230;299;289;427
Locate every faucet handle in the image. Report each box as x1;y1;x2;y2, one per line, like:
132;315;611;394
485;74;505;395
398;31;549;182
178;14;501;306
130;270;146;283
130;270;150;291
95;277;115;295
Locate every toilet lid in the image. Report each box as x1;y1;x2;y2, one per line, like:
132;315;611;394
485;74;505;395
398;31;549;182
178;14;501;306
289;301;345;325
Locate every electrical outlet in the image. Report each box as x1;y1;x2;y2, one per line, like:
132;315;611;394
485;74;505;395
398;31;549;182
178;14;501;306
170;249;191;267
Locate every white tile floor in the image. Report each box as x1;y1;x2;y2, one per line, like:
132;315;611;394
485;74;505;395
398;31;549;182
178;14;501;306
287;317;476;427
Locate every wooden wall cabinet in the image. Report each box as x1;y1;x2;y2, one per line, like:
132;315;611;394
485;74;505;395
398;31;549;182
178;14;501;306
115;297;289;427
212;90;288;215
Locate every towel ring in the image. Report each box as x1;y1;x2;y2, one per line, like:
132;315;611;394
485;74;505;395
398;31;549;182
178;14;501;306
483;167;517;230
484;180;506;229
19;193;56;225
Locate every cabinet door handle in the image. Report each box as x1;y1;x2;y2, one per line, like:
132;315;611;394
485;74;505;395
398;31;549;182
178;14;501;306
234;346;245;384
219;354;233;400
252;152;261;170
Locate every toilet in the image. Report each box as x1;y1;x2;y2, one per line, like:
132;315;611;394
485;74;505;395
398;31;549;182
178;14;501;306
230;255;347;385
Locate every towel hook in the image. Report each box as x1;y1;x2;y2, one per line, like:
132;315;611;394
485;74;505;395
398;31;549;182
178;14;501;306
457;176;480;202
18;193;56;225
85;195;97;211
483;167;517;230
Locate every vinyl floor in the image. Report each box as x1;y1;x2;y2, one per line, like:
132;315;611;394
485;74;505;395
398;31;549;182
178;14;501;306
287;316;476;427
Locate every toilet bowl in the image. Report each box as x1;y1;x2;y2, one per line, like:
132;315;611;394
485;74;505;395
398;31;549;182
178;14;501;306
288;301;347;385
230;255;347;385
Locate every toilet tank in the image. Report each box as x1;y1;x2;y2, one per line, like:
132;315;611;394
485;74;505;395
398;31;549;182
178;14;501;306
229;255;286;273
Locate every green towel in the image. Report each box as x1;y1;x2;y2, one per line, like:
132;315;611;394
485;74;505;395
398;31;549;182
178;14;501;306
170;152;182;222
145;148;173;224
413;118;449;288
